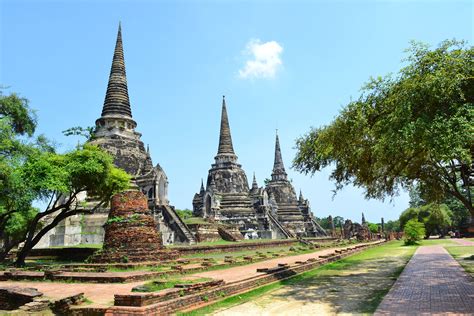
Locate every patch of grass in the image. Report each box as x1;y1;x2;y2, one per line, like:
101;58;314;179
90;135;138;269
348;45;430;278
418;239;457;247
183;217;210;225
445;246;474;277
132;277;213;292
179;241;416;315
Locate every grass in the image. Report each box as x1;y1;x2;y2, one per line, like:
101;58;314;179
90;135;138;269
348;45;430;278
132;277;213;292
179;241;416;315
170;238;283;248
418;238;458;247
183;217;210;225
445;245;474;277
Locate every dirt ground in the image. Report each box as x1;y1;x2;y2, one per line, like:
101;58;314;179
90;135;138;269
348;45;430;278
212;243;413;315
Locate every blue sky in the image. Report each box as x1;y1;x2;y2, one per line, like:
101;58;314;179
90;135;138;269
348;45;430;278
1;0;472;223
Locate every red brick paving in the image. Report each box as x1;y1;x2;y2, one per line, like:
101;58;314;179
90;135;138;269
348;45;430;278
375;246;474;315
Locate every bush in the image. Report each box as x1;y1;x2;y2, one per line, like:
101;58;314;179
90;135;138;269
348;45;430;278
176;209;193;220
403;219;425;245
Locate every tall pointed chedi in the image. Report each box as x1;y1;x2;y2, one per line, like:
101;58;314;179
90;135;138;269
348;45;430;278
265;131;327;237
36;23;198;249
91;23;196;244
101;23;133;119
271;133;288;181
193;97;257;229
216;96;236;157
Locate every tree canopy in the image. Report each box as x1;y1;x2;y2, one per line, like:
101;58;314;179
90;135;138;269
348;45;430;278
294;40;473;216
0;90;131;265
399;203;452;237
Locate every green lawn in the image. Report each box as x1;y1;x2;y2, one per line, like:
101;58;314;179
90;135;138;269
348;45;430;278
132;277;213;292
445;246;474;277
180;241;416;315
418;239;458;247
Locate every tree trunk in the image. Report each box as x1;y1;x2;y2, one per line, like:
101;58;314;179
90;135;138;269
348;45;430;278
0;239;17;263
15;209;80;267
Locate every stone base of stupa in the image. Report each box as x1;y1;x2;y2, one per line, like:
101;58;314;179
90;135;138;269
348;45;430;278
90;190;178;263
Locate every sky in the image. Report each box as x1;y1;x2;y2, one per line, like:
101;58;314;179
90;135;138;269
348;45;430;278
1;0;472;223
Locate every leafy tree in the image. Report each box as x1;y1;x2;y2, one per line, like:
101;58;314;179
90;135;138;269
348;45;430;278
367;223;379;234
62;126;95;141
0;90;130;265
176;209;193;221
294;40;473;217
399;203;453;238
315;216;331;230
384;220;401;232
410;183;470;229
423;204;452;237
14;145;130;266
333;216;345;228
403;219;425;245
0;91;43;261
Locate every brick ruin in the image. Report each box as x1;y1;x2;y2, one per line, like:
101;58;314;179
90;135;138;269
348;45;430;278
90;190;178;263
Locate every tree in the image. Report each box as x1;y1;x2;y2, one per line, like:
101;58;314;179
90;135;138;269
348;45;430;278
384;220;401;232
399;203;453;238
333;216;345;228
0;91;43;261
0;90;130;265
368;223;379;234
423;204;452;237
403;219;425;245
294;40;473;217
14;145;130;266
176;209;193;221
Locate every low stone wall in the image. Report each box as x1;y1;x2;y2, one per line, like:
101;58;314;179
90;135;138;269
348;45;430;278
27;247;98;261
187;224;220;242
173;238;336;255
0;286;43;310
71;241;384;315
26;238;337;262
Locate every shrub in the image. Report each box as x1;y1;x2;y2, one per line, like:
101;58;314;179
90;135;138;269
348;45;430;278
403;219;425;245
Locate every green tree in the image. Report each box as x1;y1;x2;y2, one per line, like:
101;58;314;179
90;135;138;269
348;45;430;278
316;216;331;230
399;203;453;238
423;203;452;237
367;223;379;234
0;91;43;261
333;216;345;228
384;220;401;232
176;209;193;221
14;145;130;266
294;40;473;217
403;219;426;245
0;90;130;265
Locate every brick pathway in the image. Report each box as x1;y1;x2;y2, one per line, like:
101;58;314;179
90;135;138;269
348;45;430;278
375;246;474;315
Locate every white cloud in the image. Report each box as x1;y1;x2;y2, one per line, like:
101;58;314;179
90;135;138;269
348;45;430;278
238;39;283;79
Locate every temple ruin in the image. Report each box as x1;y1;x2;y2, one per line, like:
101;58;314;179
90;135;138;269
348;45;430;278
37;24;195;248
193;97;327;238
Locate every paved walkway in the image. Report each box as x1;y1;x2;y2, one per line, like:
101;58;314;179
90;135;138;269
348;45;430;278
375;246;474;315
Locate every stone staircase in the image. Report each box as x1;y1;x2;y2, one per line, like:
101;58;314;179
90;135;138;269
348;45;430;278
266;211;295;239
308;217;328;237
161;205;196;244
